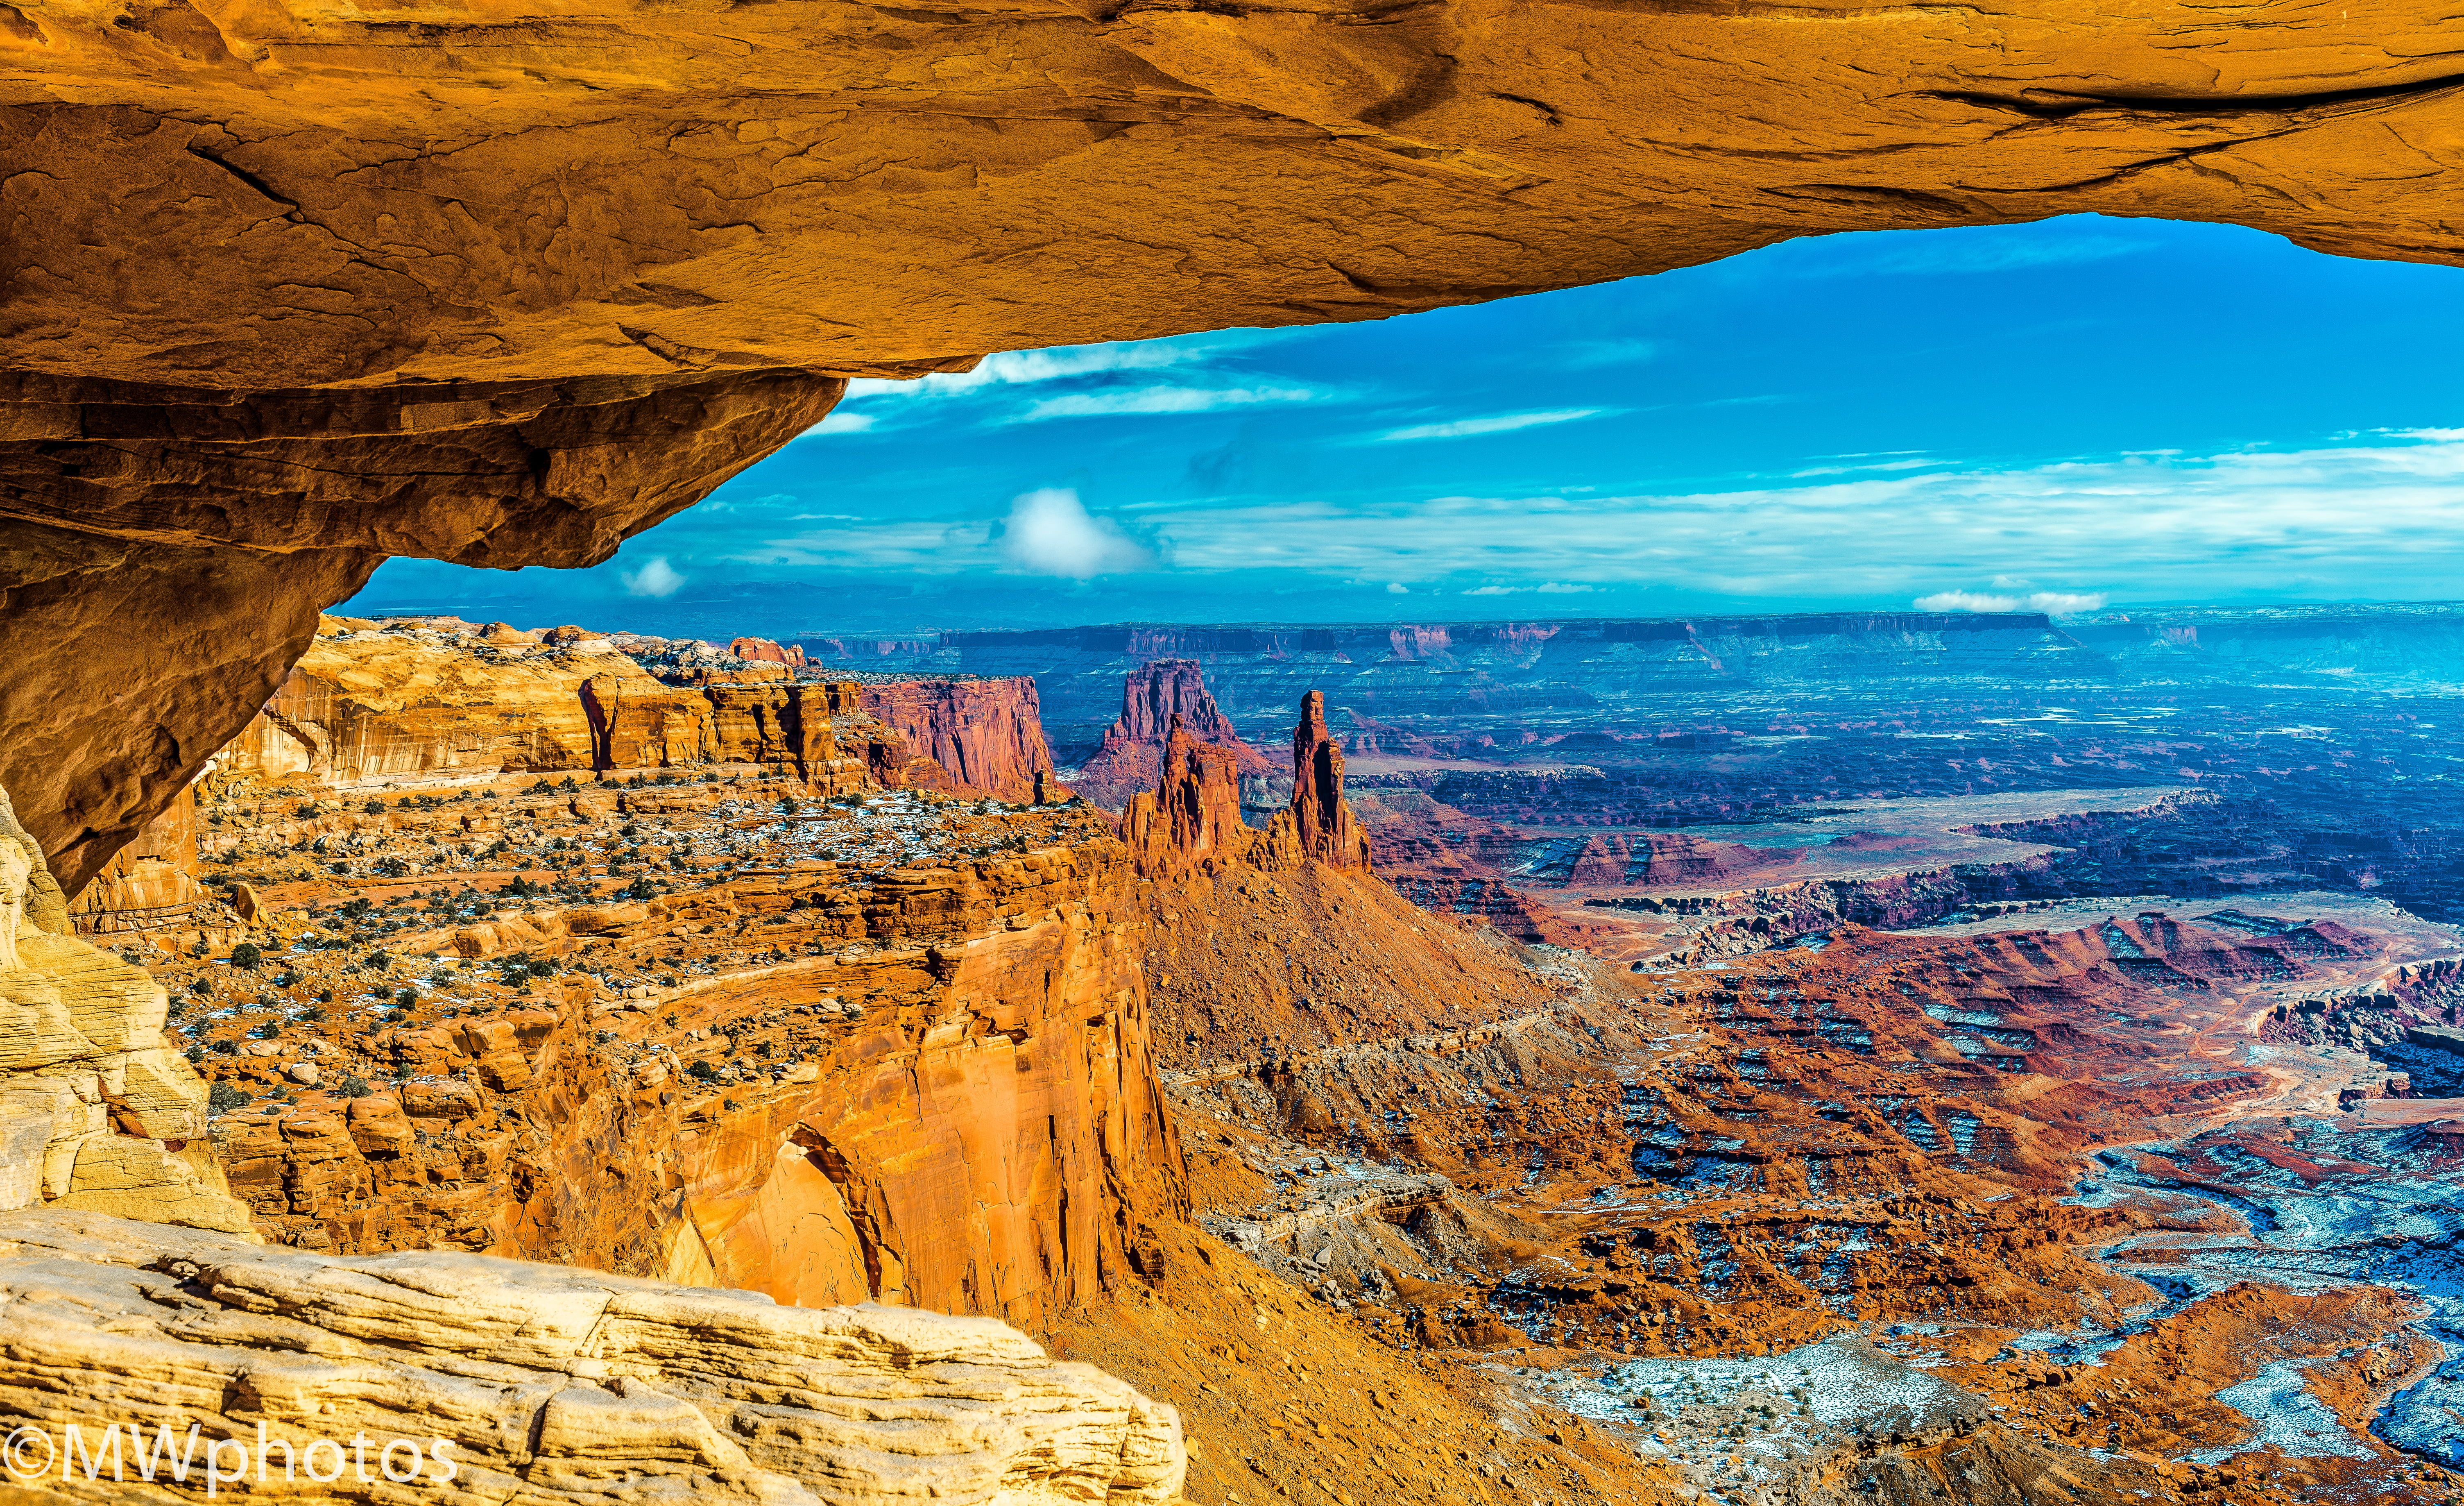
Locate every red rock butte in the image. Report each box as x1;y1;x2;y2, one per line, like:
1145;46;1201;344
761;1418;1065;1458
1075;659;1270;812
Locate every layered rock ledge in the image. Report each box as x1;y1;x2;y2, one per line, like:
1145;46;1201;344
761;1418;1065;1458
0;1208;1186;1506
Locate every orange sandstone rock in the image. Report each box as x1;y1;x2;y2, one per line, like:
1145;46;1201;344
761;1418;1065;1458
1077;660;1270;813
857;679;1058;804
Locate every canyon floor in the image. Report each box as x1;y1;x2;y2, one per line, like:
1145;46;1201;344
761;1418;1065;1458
57;610;2464;1506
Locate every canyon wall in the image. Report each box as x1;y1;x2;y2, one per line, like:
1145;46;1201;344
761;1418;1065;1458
63;783;210;940
804;614;2104;756
855;680;1058;805
209;840;1188;1336
0;786;252;1235
212;620;1050;803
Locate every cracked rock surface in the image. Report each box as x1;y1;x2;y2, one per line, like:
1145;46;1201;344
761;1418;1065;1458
0;1208;1188;1506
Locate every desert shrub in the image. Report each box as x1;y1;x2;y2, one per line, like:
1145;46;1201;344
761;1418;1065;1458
207;1082;249;1114
229;941;262;969
336;1075;372;1099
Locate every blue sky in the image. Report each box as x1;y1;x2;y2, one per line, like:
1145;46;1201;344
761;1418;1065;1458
352;214;2464;637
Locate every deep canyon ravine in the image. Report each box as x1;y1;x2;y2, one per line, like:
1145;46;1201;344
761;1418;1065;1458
8;8;2464;1501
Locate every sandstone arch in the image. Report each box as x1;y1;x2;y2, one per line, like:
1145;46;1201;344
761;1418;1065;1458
4;0;2459;882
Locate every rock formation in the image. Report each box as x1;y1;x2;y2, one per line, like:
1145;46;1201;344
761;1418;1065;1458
0;1209;1186;1506
166;776;1186;1337
1121;691;1372;880
728;637;806;667
210;619;1051;803
856;680;1059;805
1291;691;1372;871
1074;661;1271;812
63;782;212;941
1119;721;1254;880
0;784;251;1235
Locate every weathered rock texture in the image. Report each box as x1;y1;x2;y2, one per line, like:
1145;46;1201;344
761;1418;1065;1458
8;2;2461;880
1290;691;1371;871
63;783;208;939
208;620;1055;808
1119;723;1256;881
1121;693;1371;880
208;835;1188;1337
0;1208;1187;1506
1074;661;1270;813
855;681;1058;805
0;785;251;1234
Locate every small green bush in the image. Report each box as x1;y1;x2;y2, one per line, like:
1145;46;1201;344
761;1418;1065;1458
336;1075;372;1099
229;941;263;969
207;1082;249;1114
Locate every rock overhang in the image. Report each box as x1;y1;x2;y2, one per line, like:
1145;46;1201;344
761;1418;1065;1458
3;0;2460;881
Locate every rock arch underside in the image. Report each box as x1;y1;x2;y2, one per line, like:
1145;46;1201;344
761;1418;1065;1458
3;0;2460;882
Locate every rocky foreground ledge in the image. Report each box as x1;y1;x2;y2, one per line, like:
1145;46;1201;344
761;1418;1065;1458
0;1210;1186;1505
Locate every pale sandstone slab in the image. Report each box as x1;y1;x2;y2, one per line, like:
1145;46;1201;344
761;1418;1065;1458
0;1210;1187;1506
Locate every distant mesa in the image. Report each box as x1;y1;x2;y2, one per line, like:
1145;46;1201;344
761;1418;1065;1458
729;636;806;667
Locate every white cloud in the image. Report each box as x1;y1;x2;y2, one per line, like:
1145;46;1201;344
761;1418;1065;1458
1914;590;2107;617
1465;581;1597;596
1132;430;2464;601
1386;582;1410;594
841;329;1313;402
620;557;686;598
1372;409;1606;444
997;489;1154;578
1016;384;1325;422
801;411;874;435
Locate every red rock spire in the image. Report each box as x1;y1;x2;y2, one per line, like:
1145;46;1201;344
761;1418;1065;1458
1120;714;1251;877
1289;690;1369;869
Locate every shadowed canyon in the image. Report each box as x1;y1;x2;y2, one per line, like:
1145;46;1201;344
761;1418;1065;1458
5;5;2464;1502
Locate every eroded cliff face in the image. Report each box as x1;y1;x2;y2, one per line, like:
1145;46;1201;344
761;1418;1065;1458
7;0;2462;881
856;680;1059;805
199;619;1066;829
193;804;1185;1337
0;786;252;1234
